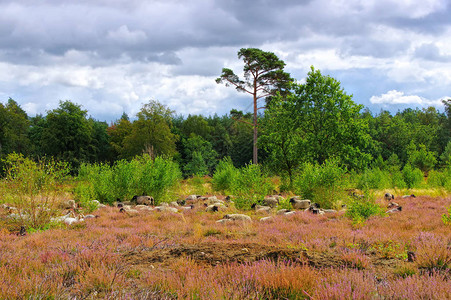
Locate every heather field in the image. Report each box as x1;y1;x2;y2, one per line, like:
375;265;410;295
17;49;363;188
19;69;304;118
0;186;450;299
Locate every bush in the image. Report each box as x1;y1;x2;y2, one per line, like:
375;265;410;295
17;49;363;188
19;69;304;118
75;155;181;205
442;205;451;226
357;168;391;190
293;159;348;209
402;164;424;189
212;158;274;209
427;168;451;191
345;194;384;224
211;157;239;193
1;153;70;231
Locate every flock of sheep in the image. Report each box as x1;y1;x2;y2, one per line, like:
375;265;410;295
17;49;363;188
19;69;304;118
1;191;411;230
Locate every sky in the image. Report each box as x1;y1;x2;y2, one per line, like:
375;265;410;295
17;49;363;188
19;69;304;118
0;0;450;122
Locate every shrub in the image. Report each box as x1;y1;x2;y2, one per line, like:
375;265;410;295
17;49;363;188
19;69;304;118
402;164;424;189
428;168;451;191
293;159;348;208
75;155;181;205
211;157;239;193
442;205;451;226
357;168;391;190
345;194;384;223
1;153;70;231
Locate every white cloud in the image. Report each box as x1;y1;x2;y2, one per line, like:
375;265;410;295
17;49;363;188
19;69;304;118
370;90;448;106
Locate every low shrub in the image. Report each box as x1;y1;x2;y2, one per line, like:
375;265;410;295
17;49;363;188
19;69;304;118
428;168;451;191
211;157;239;193
1;153;70;231
293;159;348;209
75;155;181;205
442;205;451;226
357;168;391;190
345;194;384;224
402;164;424;189
212;158;274;209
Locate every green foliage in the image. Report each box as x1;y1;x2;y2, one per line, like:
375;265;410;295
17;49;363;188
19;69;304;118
345;194;384;224
357;168;391;190
292;159;348;209
402;164;424;189
263;67;372;173
442;205;451;225
120;100;178;159
217;48;292;164
183;134;218;176
406;142;437;173
40;100;93;172
212;158;274;209
75;155;181;204
211;157;240;193
1;153;70;230
427;168;451;191
439;140;451;167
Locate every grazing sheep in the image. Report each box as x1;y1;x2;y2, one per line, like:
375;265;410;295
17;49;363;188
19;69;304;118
251;203;272;213
60;199;76;210
386;206;402;214
205;204;220;212
263;196;279;208
120;207;139;215
181;205;195;210
222;214;252;222
216;219;233;224
259;216;272;222
284;211;296;216
186;195;199;202
384;193;395;201
387;202;399;209
402;194;416;199
170;201;180;207
290;198;311;209
132;195;154;206
277;209;291;215
177;199;186;206
322;209;337;213
154;206;178;213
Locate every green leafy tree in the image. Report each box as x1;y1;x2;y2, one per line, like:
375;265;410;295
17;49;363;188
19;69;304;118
122;100;178;159
263;67;372;174
0;98;30;156
216;48;292;164
107;113;133;160
406;142;437;173
183;133;218;176
40;100;93;170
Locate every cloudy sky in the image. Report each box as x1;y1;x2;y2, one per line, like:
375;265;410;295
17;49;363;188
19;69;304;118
1;0;450;122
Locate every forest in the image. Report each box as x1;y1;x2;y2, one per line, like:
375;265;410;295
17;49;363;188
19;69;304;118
0;67;450;182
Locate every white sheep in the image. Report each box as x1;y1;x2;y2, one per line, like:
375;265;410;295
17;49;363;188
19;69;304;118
289;198;311;209
251;203;271;213
132;195;154;206
222;214;252;222
263;196;279;208
402;194;416;199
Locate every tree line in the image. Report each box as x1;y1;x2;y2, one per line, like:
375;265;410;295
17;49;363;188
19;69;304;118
0;48;450;180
